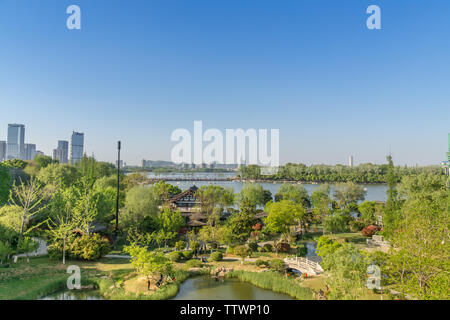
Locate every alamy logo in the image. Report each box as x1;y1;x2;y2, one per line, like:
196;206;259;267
66;5;81;30
67;265;81;290
366;5;381;30
171;121;279;174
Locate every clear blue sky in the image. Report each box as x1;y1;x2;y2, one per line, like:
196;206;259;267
0;0;449;166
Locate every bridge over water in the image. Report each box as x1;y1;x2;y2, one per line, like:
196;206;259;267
284;256;324;276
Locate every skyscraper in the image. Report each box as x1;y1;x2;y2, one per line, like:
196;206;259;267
7;124;25;160
0;141;6;162
69;131;84;164
53;140;69;164
24;143;36;161
349;155;354;167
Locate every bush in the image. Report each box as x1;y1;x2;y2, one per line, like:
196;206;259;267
226;246;235;254
189;240;200;251
263;244;273;252
210;251;223;261
269;259;285;272
186;259;202;268
49;234;111;261
175;240;186;251
248;242;259;252
349;219;366;232
255;259;269;268
181;250;193;260
168;251;182;262
296;244;307;257
362;225;379;237
274;242;290;253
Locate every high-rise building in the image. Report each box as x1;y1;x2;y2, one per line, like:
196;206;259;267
349;155;354;167
0;141;6;162
69;131;84;164
7;124;25;160
24;143;36;161
53;140;69;164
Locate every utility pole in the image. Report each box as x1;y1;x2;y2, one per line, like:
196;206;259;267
115;141;121;238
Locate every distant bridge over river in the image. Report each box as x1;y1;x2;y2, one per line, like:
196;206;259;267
284;257;324;276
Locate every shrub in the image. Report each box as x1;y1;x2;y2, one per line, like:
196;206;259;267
189;240;200;251
269;259;285;272
263;244;273;252
175;240;186;251
186;259;202;269
296;244;307;257
60;234;111;261
226;246;235;254
349;219;366;232
181;250;193;260
210;251;223;261
168;251;182;262
248;242;259;252
274;242;290;253
362;225;379;237
255;259;269;268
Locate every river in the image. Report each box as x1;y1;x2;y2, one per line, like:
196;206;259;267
146;172;388;202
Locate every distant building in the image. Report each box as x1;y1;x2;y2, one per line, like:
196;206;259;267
24;143;36;161
36;150;44;156
116;160;125;168
7;124;25;160
53;140;69;164
349;155;354;167
0;141;6;162
69;132;84;164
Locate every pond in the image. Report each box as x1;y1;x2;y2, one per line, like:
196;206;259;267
40;276;295;300
172;276;295;300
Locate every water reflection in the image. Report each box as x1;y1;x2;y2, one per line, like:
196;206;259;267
173;277;294;300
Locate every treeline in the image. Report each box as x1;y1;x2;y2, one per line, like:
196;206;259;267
239;163;444;183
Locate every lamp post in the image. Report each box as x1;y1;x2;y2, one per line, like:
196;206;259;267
115;141;121;237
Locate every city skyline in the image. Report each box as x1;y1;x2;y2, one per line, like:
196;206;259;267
1;1;450;166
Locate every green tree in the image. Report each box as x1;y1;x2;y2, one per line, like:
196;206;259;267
224;212;255;245
387;174;449;299
9;177;46;243
121;185;159;232
124;244;174;290
37;163;79;190
324;244;370;300
195;185;234;226
0;164;11;205
275;184;310;208
333;182;366;208
264;200;305;234
310;184;332;226
238;184;268;210
34;154;55;169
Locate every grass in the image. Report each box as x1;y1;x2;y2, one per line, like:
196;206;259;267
226;270;314;300
0;256;132;300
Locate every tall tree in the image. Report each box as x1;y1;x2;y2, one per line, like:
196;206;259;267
9;177;46;241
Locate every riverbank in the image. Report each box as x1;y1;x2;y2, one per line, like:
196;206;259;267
225;270;314;300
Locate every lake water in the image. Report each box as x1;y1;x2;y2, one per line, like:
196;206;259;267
146;172;388;202
172;276;294;300
40;277;294;300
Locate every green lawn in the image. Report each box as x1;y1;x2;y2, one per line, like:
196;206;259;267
0;256;133;300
